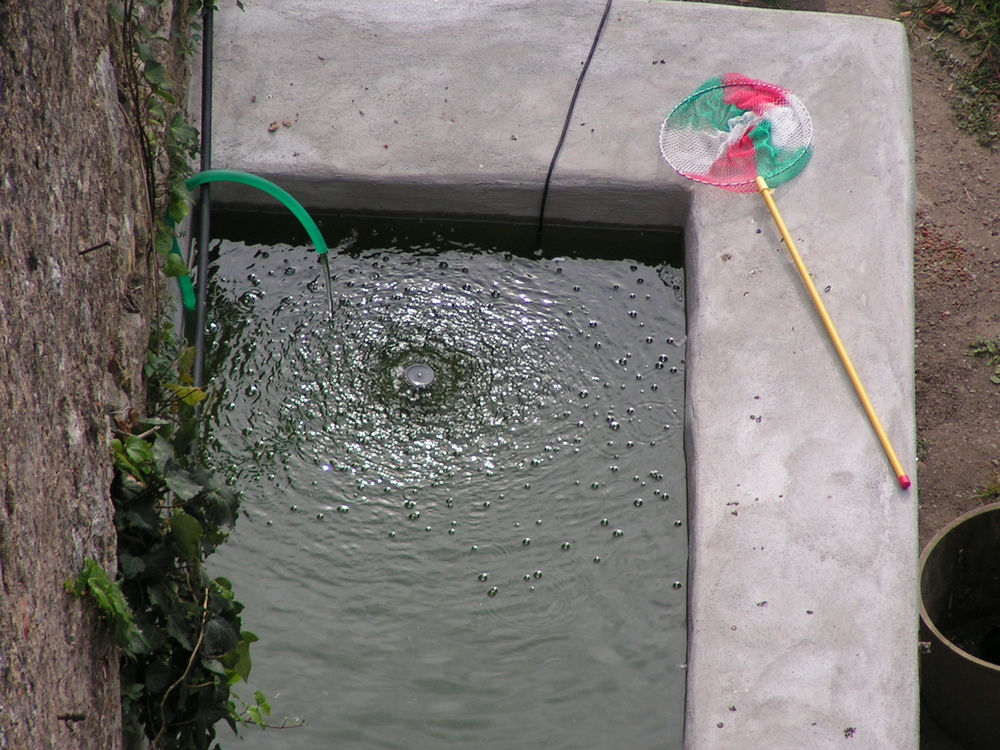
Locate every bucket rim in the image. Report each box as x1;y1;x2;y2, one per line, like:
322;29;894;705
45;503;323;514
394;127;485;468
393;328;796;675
919;501;1000;671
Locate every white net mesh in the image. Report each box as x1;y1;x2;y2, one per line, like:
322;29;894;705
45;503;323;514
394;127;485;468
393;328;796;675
660;74;812;193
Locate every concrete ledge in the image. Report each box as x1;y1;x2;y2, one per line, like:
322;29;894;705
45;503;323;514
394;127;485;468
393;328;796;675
194;1;917;747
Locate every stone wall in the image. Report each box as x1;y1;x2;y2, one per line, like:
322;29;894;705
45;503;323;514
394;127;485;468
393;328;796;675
0;0;182;746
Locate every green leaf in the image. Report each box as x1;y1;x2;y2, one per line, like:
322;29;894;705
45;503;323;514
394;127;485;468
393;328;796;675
225;631;258;683
177;346;197;385
165;612;194;650
124;435;154;469
168;512;204;562
168;183;192;223
253;691;271;717
166;383;208;406
164;468;204;502
204;617;239;656
152;435;174;471
143;59;167;86
991;375;1000;385
162;252;189;278
108;3;125;22
65;559;143;657
154;227;174;257
120;551;147;579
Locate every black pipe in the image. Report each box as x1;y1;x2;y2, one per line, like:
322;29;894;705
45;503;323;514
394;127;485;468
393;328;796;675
192;2;213;392
190;2;214;458
535;0;613;246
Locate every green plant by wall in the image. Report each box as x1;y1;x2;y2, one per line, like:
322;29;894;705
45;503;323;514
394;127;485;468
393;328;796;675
69;321;299;748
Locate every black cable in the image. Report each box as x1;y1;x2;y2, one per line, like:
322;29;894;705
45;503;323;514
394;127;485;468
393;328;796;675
535;0;614;246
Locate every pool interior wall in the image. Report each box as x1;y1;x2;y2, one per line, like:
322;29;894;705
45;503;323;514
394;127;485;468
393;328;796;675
193;1;918;747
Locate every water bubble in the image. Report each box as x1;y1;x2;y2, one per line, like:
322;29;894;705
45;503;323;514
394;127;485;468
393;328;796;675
561;542;571;550
579;389;589;398
317;513;325;520
628;310;637;318
522;538;531;546
404;500;417;509
600;518;610;526
645;336;654;343
589;320;598;328
669;366;678;374
448;528;456;534
425;526;432;532
610;465;619;472
266;520;273;526
674;520;683;526
283;266;297;276
471;545;479;551
483;500;491;509
487;587;499;596
593;556;601;563
591;482;600;489
389;531;397;538
594;342;601;349
634;498;643;507
573;285;581;292
535;519;543;525
672;581;683;589
337;504;350;513
408;511;420;520
655;362;665;370
290;505;298;511
613;529;624;537
609;421;620;431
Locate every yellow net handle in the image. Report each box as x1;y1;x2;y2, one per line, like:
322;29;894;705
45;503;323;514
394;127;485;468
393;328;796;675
755;176;911;490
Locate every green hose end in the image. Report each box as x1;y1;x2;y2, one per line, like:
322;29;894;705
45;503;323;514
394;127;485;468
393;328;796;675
185;169;329;255
179;274;197;311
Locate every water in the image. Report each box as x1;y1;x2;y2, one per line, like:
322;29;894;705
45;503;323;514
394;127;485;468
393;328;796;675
203;223;687;749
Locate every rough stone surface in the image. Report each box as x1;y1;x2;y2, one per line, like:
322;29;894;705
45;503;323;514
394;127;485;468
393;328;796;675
0;1;165;747
194;1;917;747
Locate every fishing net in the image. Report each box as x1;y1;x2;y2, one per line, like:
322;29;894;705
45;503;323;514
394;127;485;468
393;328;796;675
659;73;812;193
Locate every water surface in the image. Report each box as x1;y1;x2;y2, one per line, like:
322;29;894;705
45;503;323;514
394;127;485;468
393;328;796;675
204;228;687;749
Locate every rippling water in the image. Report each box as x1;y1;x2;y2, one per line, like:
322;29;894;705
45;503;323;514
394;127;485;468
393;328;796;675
204;233;687;749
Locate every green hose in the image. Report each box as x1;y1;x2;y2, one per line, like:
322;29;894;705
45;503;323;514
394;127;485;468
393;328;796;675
172;169;329;311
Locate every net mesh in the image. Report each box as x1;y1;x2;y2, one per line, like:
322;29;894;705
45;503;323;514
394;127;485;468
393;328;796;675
659;74;812;193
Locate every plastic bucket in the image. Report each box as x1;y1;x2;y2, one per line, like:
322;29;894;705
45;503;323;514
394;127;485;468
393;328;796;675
920;502;1000;750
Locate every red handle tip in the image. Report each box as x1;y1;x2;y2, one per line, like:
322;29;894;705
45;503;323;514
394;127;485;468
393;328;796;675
899;475;911;490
